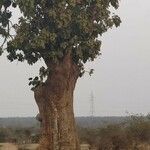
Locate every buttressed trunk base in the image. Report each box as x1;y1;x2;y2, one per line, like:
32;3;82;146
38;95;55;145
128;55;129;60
34;53;80;150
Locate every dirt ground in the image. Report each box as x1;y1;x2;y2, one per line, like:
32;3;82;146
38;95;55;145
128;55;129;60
0;144;89;150
0;143;39;150
18;144;39;150
0;143;89;150
1;143;149;150
0;143;18;150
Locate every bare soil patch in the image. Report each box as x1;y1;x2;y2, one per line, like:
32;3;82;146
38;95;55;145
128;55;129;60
0;143;18;150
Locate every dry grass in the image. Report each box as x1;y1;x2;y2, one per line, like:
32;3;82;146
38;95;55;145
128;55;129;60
0;143;39;150
18;144;38;150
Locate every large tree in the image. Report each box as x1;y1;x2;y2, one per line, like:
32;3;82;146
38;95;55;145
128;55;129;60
0;0;121;149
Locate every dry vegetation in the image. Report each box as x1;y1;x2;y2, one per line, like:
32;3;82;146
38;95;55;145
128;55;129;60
0;115;150;150
79;115;150;150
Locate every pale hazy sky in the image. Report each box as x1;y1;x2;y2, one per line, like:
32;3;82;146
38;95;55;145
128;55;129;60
0;0;150;117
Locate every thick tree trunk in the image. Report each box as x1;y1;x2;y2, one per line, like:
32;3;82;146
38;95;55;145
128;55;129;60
34;53;80;150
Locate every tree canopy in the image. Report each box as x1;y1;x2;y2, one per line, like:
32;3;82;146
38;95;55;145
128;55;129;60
0;0;121;87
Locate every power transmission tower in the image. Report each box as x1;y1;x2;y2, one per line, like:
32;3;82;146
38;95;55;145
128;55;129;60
90;91;95;118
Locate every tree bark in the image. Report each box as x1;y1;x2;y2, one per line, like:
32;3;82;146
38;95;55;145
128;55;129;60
34;53;80;150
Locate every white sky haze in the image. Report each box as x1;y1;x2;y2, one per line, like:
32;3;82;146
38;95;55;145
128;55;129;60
0;0;150;117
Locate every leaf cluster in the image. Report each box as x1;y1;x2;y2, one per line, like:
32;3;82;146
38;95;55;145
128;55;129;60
29;66;49;89
6;0;121;65
0;0;121;87
0;0;17;54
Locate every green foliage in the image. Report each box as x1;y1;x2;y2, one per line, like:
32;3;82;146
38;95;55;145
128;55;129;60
0;0;17;54
0;0;121;87
29;66;49;89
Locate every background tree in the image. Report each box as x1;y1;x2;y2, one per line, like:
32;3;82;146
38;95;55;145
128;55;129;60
0;0;121;149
